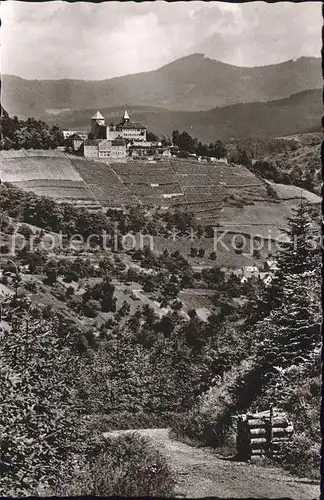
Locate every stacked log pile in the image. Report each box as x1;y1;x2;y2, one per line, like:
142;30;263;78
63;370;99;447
236;408;293;460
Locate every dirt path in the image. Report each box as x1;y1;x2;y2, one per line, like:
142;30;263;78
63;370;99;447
105;428;319;499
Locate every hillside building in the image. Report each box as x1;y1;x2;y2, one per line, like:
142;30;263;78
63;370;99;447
129;140;160;158
82;109;174;160
83;137;127;159
83;139;102;159
91;109;147;142
63;130;88;140
72;134;84;152
104;137;127;159
198;156;228;164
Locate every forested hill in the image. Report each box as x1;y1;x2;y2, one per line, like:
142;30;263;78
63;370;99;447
2;55;321;116
37;89;321;142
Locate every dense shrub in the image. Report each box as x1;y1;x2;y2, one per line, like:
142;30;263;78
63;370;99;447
0;299;88;496
57;432;175;497
87;411;185;433
251;358;320;479
0;183;171;242
171;409;221;447
274;434;320;480
225;137;321;195
172;359;255;448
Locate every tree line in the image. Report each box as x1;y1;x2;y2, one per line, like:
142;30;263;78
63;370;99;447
171;130;227;158
0;109;64;150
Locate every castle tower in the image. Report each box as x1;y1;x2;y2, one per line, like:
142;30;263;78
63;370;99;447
122;109;130;124
91;110;105;138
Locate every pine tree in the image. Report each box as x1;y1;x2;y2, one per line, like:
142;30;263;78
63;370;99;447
275;198;318;277
269;199;319;308
253;199;321;369
255;271;320;370
245;200;320;324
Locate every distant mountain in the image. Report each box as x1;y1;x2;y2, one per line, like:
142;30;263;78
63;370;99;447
1;55;321;117
39;89;321;143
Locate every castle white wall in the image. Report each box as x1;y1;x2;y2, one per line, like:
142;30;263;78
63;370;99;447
84;145;99;158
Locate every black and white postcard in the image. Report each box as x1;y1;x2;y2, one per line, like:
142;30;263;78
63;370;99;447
0;1;321;498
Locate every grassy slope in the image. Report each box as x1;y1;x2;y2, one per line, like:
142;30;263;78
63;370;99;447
269;143;321;195
267;181;321;203
0;150;100;207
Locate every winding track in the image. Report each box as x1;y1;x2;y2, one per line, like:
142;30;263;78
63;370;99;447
104;428;319;499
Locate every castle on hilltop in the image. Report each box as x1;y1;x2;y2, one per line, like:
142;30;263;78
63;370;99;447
91;110;147;142
81;109;152;159
68;109;227;163
77;109;171;160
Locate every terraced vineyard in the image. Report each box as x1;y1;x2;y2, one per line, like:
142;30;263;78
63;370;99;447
70;157;139;206
0;150;101;210
110;160;320;239
110;159;270;214
0;152;320;238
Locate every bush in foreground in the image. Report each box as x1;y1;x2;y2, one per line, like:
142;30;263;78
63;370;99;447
58;432;175;497
274;434;320;480
0;302;87;497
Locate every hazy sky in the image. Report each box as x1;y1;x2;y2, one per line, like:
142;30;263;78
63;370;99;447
1;1;321;80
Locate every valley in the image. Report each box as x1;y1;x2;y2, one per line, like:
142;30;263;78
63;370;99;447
0;142;321;497
0;7;321;494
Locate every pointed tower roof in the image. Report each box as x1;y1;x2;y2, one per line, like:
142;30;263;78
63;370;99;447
123;109;130;121
91;110;105;120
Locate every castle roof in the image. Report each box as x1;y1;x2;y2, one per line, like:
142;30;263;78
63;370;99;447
118;121;146;130
91;110;105;120
123;109;130;121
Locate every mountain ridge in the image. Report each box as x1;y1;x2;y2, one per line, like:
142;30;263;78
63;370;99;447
3;54;320;81
2;54;321;117
36;89;321;142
